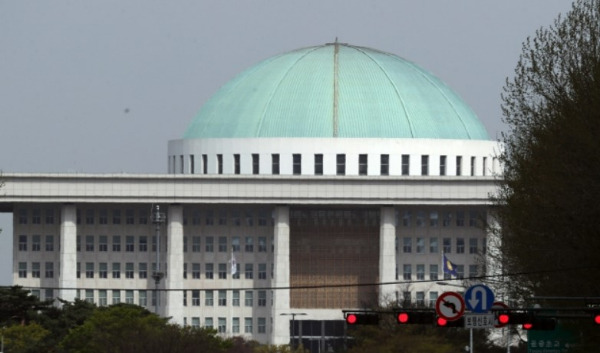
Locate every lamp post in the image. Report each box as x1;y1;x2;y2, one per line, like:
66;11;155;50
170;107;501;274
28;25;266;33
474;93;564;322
281;312;307;349
151;205;166;315
436;281;473;353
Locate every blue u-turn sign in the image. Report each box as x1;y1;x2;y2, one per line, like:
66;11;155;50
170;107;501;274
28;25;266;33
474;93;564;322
464;284;495;313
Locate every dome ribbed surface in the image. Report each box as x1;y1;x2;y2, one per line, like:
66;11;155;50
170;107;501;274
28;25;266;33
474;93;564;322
183;43;489;140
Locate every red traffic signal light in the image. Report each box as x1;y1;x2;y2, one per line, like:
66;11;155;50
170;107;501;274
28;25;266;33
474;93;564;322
396;311;435;325
495;310;555;331
593;313;600;325
498;313;510;325
345;313;379;325
436;316;464;327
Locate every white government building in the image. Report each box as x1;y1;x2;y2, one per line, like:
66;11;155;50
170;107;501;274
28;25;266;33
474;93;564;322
3;42;500;351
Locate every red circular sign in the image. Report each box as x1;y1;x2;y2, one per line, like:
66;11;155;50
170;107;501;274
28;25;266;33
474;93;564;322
435;292;465;321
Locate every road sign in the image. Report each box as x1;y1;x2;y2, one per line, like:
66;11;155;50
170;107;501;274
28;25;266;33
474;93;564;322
436;292;465;321
465;284;495;313
464;313;495;328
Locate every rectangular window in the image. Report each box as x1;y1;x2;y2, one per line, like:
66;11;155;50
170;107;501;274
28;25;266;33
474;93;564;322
470;156;476;176
272;154;280;175
77;236;81;251
456;211;465;226
293;154;301;175
258;237;267;252
244;291;253;307
218;317;226;333
416;292;425;306
258;317;266;334
205;290;214;306
232;290;240;306
139;209;148;225
32;262;40;278
125;262;134;279
99;262;108;278
85;235;94;252
98;235;107;252
218;263;227;279
112;263;121;279
358;154;368;175
187;236;199;253
231;236;240;252
314;154;323;175
380;154;389;176
403;237;412;253
440;155;447;176
403;264;411;280
139;236;147;252
402;211;411;227
32;235;41;251
202;154;208;174
45;209;54;224
257;290;267;307
190;155;195;174
416;237;425;254
469;238;478;254
401;155;410;175
205;210;214;225
125;290;134;304
205;317;214;329
336;154;346;175
112;209;121;224
244;317;253;333
218;236;227;252
469;264;479;278
126;209;134;225
430;211;439;227
429;292;438;307
205;236;214;252
85;262;94;278
258;263;267;279
18;209;27;224
416;211;426;227
126;236;134;252
85;209;94;224
416;264;425;280
430;264;439;281
18;235;27;251
456;238;465;254
234;154;241;174
138;290;146;307
192;290;200;306
112;290;121;304
443;238;451;254
429;237;439;253
85;290;94;304
232;317;240;333
139;263;147;279
483;157;488;176
205;263;214;279
192;263;201;279
18;262;27;278
442;212;452;227
456;156;463;176
219;209;227;225
252;154;259;175
99;209;108;224
456;265;464;279
217;154;223;174
218;290;227;306
112;235;121;252
245;264;253;279
245;236;254;252
421;155;429;176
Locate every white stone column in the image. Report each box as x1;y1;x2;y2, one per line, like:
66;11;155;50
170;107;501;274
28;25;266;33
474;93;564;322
270;206;290;345
165;204;184;324
379;206;396;305
59;204;77;302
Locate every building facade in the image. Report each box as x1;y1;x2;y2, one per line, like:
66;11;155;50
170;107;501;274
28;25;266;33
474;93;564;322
3;42;499;351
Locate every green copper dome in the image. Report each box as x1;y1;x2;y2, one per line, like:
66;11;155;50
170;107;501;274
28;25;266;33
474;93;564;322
183;43;489;140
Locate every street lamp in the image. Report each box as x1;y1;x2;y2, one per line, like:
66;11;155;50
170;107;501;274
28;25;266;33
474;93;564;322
281;312;307;349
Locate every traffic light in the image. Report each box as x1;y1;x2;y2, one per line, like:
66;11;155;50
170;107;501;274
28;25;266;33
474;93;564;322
496;310;556;331
592;312;600;325
436;316;464;327
396;311;435;325
345;312;379;325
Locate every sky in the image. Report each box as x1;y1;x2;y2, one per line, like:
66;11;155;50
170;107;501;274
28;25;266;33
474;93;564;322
0;1;575;285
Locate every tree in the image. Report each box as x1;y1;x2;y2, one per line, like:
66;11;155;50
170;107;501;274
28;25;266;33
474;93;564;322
3;323;50;353
497;0;600;348
0;286;52;326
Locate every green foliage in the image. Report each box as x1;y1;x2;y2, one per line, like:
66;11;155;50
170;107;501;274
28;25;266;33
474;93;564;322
3;323;50;353
498;0;600;299
0;285;52;326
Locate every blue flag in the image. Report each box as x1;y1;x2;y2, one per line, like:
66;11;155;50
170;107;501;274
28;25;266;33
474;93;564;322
443;253;458;277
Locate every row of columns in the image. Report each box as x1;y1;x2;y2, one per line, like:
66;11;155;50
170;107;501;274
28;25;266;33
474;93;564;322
57;203;395;346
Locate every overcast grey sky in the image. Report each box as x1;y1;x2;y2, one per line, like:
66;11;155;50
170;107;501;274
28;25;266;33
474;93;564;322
0;1;574;285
